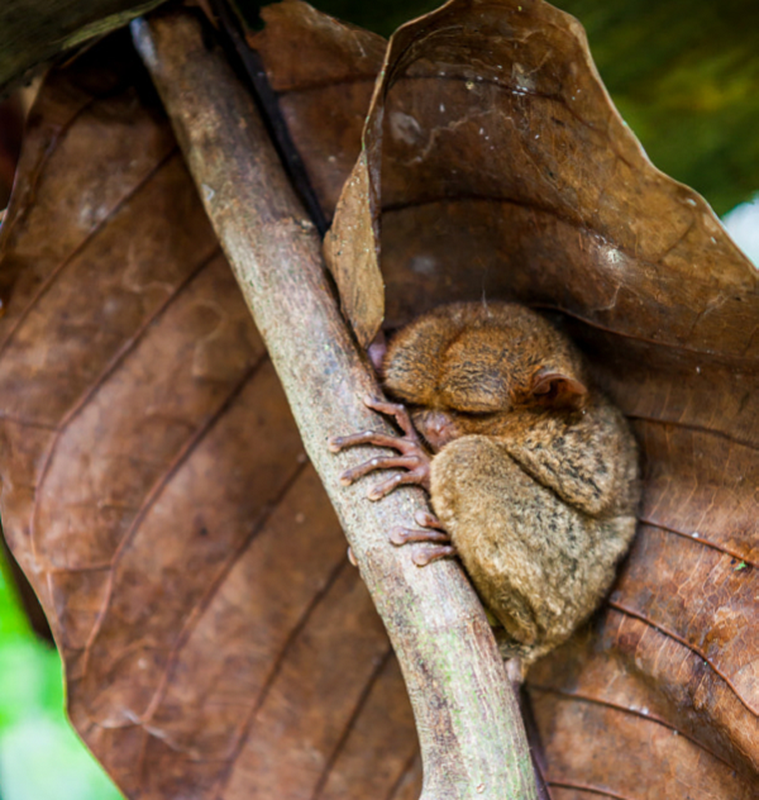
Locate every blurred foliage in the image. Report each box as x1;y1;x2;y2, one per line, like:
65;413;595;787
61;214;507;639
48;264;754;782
309;0;759;215
555;0;759;214
0;549;124;800
1;0;757;212
0;0;164;97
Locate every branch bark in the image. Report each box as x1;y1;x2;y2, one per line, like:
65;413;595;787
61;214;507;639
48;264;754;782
132;9;538;799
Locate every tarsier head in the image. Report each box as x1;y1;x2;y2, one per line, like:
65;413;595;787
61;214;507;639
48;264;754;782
380;302;589;451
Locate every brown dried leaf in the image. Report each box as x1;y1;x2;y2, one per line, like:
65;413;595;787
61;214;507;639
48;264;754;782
248;0;384;220
255;0;759;795
0;32;420;800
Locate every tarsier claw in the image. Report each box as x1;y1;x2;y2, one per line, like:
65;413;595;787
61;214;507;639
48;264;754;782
389;526;410;546
414;509;446;530
389;521;456;566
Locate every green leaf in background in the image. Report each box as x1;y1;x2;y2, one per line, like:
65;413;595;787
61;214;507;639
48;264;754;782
0;551;124;800
309;0;759;217
0;552;29;642
553;0;759;216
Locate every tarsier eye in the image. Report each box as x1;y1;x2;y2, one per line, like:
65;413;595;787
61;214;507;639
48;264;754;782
457;409;499;420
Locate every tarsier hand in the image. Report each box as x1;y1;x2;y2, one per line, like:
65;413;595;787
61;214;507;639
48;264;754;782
329;396;457;566
329;396;432;497
330;302;640;667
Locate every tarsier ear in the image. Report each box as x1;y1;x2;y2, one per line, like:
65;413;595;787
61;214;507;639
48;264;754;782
530;368;588;409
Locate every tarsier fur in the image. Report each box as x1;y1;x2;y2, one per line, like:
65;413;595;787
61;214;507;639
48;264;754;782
334;302;640;666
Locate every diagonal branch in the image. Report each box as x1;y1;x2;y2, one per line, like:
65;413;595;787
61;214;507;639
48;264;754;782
132;9;538;800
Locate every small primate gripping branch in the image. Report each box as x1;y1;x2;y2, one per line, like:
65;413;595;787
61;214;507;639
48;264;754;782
132;9;539;800
332;302;640;672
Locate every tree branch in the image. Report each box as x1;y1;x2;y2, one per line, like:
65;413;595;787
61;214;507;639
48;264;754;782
132;9;538;799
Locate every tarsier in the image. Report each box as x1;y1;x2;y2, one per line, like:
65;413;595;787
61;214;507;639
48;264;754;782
330;302;640;667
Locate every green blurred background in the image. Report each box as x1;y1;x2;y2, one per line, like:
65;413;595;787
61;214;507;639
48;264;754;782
1;0;757;798
314;0;759;218
0;544;124;800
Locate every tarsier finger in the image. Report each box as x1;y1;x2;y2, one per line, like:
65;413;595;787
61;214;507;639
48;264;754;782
389;525;452;546
366;470;429;501
328;430;405;453
413;509;446;530
362;395;418;437
413;545;458;567
339;454;421;486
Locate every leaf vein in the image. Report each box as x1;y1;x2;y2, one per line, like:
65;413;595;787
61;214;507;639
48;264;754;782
528;684;735;771
29;244;221;565
140;458;311;723
608;602;758;716
214;556;350;799
638;517;758;569
310;647;394;800
80;351;266;679
0;145;181;360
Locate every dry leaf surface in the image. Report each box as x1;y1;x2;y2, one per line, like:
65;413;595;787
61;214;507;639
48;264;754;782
0;33;421;800
248;0;385;221
254;0;758;796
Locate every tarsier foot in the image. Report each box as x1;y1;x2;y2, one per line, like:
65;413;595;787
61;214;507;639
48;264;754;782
390;510;457;566
328;396;432;499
